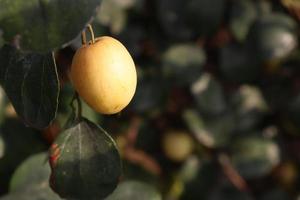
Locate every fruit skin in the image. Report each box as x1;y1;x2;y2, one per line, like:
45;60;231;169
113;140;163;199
70;36;137;114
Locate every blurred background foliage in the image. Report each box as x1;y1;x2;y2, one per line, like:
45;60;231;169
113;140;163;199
1;0;300;199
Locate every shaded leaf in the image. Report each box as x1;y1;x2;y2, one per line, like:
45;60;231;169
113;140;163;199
0;118;48;194
0;44;59;129
49;117;122;200
191;73;227;116
0;0;102;52
229;0;257;42
0;184;60;200
184;0;225;36
219;43;260;83
106;180;162;200
183;109;234;148
230;136;280;179
10;152;50;192
246;13;298;61
163;44;206;86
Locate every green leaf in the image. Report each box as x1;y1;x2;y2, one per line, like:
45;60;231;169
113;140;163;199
106;180;162;200
190;73;227;116
0;0;102;52
246;13;298;61
183;110;234;148
0;118;48;194
0;186;60;200
230;136;280;179
184;0;225;36
10;152;50;192
4;152;61;199
0;44;59;129
162;44;206;86
219;43;260;83
229;0;257;42
49;118;122;200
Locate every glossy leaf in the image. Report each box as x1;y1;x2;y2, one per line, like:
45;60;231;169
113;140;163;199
106;180;162;200
0;0;102;52
0;45;59;129
49;118;122;200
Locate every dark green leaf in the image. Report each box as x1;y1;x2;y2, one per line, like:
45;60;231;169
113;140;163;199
49;118;122;200
0;0;102;52
190;73;227;116
106;180;162;200
220;43;260;83
163;44;206;86
230;136;280;179
246;13;298;61
184;0;225;36
229;0;257;42
0;44;59;129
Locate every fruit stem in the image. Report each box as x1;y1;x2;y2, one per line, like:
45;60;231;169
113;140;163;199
81;24;95;45
81;30;87;45
75;92;82;119
87;24;95;44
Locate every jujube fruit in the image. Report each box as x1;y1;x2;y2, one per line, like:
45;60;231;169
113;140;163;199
70;36;137;114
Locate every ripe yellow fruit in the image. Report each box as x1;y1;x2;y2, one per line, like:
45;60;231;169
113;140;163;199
162;130;194;162
70;36;137;114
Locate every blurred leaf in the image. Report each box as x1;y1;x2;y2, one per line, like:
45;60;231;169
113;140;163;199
0;30;3;48
0;45;59;129
97;0;127;34
231;136;280;179
157;0;193;40
0;0;102;52
0;118;48;194
246;13;298;61
180;160;220;200
6;152;61;199
208;181;252;200
49;118;122;200
229;0;257;42
183;110;234;148
10;152;50;192
0;185;60;200
0;134;4;159
163;44;206;86
191;73;227;116
184;0;225;36
106;180;162;200
260;188;290;200
130;75;166;113
220;43;260;83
